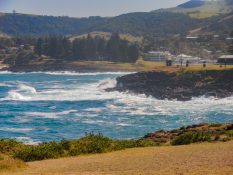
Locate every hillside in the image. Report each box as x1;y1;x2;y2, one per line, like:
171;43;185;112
0;11;205;37
0;0;233;38
69;31;143;43
159;0;233;18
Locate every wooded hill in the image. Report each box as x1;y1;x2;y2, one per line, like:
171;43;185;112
0;0;232;38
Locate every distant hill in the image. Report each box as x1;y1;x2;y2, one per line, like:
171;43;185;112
0;12;204;37
178;0;205;8
0;0;232;38
200;12;233;34
156;0;233;18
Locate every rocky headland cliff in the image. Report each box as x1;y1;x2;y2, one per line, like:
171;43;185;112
111;69;233;101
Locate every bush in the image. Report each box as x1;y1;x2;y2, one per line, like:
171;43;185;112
112;139;160;150
209;123;222;127
68;133;112;156
13;142;64;162
171;131;211;145
9;134;160;162
226;130;233;137
0;139;24;154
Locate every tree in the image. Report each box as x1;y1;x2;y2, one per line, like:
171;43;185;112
229;31;233;54
34;38;43;56
34;35;140;63
106;33;121;61
127;45;139;63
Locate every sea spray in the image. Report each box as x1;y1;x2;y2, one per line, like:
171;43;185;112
0;72;232;144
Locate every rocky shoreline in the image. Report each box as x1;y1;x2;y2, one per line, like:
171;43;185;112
111;69;233;101
144;123;233;144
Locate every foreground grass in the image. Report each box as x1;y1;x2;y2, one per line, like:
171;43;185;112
0;125;233;163
0;134;160;162
0;154;25;172
4;141;233;175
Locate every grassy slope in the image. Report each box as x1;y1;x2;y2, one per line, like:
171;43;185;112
160;0;233;19
3;141;233;175
69;31;143;43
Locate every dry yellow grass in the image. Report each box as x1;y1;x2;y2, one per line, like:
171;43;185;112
69;32;143;43
0;155;26;173
3;141;233;175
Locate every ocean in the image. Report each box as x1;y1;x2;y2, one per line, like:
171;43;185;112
0;71;233;144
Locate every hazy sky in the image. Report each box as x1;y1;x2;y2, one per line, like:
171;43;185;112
0;0;188;17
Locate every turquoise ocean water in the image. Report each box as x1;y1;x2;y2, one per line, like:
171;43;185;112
0;71;232;144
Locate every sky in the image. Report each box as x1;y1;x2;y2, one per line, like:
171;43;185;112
0;0;188;17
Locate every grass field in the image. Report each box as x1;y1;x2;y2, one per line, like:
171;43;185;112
4;57;233;73
2;141;233;175
67;59;233;73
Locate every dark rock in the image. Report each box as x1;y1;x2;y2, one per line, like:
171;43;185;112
110;70;233;101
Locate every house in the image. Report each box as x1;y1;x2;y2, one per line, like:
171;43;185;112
217;55;233;65
144;51;172;62
174;54;202;64
186;36;199;39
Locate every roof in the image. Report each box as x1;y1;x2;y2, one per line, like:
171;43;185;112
219;55;233;59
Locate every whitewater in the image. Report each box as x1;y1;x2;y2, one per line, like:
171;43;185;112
0;71;233;144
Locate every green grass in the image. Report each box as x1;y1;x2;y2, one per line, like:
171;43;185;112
226;130;233;137
12;134;160;162
0;128;232;162
171;131;211;145
0;139;25;154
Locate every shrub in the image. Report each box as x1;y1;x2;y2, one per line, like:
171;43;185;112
171;131;211;145
0;139;24;154
209;123;222;127
68;133;113;156
13;142;64;162
226;130;233;137
11;134;160;162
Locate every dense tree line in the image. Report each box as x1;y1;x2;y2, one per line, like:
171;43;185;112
229;31;233;54
34;34;139;63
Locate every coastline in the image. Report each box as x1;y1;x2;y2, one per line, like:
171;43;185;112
112;69;233;101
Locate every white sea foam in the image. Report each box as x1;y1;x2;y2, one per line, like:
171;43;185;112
0;83;10;87
1;73;233;120
25;110;78;119
4;83;37;101
13;137;40;145
84;108;105;113
0;71;133;76
42;71;133;76
97;78;117;90
17;84;37;94
0;127;33;133
116;123;132;127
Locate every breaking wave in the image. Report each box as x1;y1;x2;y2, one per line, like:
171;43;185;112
6;83;37;101
0;71;133;76
0;71;233;143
